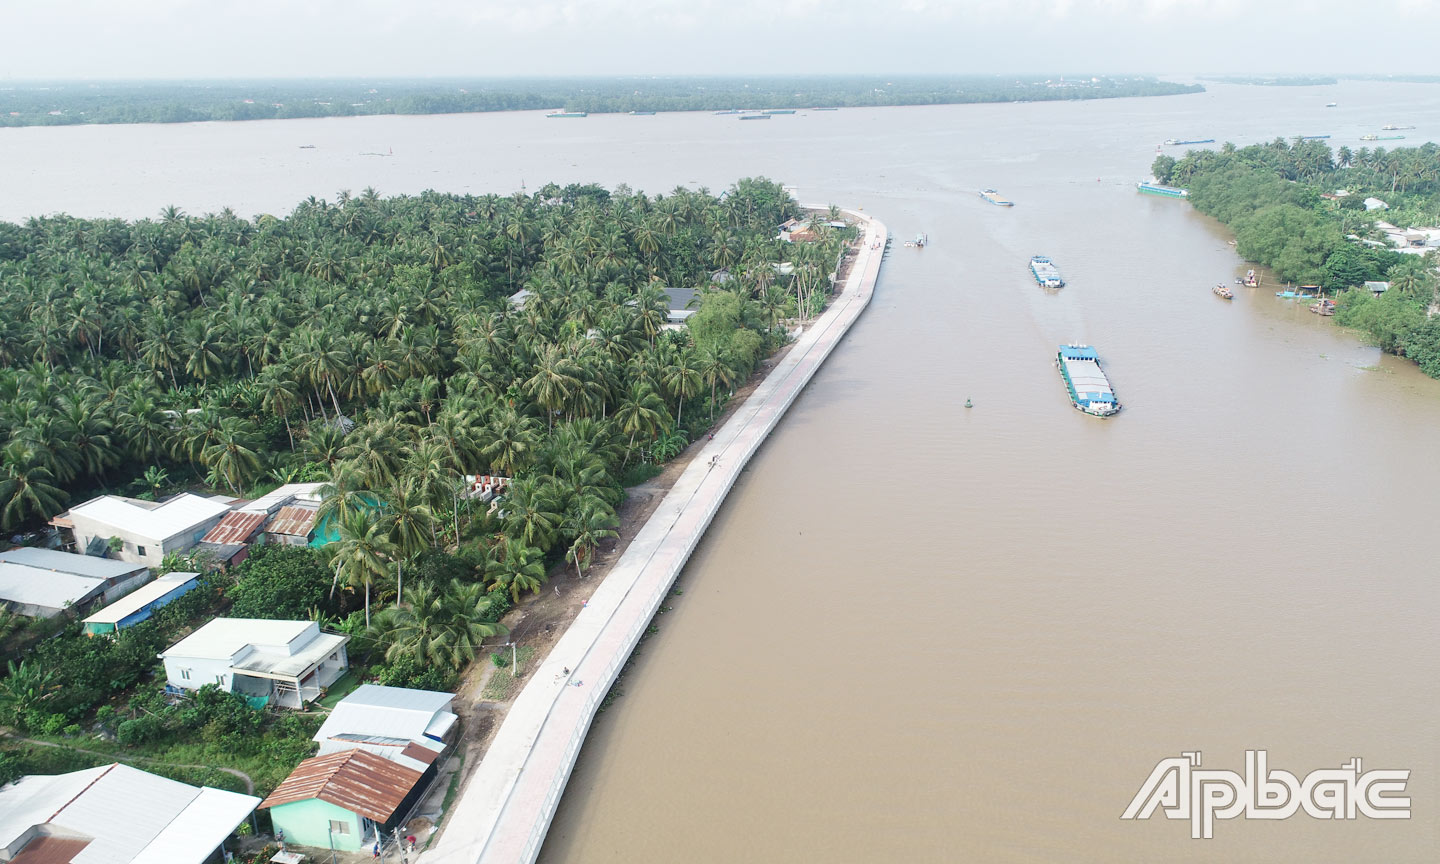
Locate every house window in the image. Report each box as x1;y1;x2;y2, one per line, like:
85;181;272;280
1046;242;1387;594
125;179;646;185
216;675;226;686
329;820;350;836
137;545;147;557
180;668;191;680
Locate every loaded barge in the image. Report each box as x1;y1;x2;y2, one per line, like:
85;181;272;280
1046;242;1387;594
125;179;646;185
1057;345;1121;417
1137;181;1188;198
1030;255;1064;288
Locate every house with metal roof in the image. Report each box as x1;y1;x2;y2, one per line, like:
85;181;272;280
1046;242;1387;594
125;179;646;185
0;762;258;864
239;483;325;516
160;619;349;710
0;548;150;619
265;505;320;546
313;685;458;773
51;494;234;568
82;571;200;636
259;750;425;852
195;512;267;569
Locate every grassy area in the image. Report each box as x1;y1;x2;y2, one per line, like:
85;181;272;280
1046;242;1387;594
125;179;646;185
431;753;467;836
618;463;662;487
0;742;252;794
479;646;536;702
316;669;364;709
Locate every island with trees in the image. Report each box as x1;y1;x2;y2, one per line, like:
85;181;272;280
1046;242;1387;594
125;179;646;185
1152;140;1440;377
0;75;1204;127
0;177;859;801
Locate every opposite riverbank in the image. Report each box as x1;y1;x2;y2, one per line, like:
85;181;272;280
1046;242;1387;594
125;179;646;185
421;209;887;864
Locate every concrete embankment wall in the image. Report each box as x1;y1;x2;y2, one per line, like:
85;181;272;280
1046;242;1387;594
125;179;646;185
424;210;888;864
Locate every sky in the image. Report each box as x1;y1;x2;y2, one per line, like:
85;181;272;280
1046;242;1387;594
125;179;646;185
4;0;1440;80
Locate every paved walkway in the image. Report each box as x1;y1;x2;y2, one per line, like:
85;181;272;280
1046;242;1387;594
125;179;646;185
423;210;888;864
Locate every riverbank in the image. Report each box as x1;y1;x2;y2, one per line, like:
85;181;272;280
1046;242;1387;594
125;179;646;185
420;209;886;864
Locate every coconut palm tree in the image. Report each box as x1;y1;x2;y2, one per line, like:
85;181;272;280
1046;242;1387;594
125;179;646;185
372;579;508;672
0;442;67;530
327;508;396;629
563;502;619;579
485;538;547;603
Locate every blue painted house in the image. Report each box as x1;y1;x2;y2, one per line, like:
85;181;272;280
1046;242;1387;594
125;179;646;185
81;571;200;636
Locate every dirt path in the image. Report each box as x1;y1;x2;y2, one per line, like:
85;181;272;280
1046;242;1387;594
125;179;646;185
5;733;256;795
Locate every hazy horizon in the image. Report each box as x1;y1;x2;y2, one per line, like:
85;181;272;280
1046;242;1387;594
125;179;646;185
6;0;1440;81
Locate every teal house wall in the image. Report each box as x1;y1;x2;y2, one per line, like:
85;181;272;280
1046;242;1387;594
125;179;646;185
269;798;368;852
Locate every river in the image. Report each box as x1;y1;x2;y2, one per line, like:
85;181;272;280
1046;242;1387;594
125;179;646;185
4;79;1439;862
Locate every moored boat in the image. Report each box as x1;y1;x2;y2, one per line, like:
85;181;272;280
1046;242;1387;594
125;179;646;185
1310;299;1336;316
546;111;588;119
1382;124;1415;130
629;110;656;116
1030;255;1064;288
1056;345;1121;417
1137;181;1188;198
762;109;796;115
980;189;1014;206
739;114;771;120
1243;269;1260;287
713;110;740;115
1214;283;1234;300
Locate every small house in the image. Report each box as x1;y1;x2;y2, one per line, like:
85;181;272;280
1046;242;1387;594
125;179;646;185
1364;281;1390;294
196;510;268;569
1364;197;1389;211
266;505;320;546
160;618;349;709
260;750;425;852
0;548;150;619
82;571;200;636
0;762;258;864
313;684;458;775
52;493;234;567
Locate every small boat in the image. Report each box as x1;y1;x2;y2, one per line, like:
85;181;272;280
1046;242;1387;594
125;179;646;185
762;109;796;115
546;111;587;119
1030;255;1064;288
964;398;973;409
902;233;928;248
1213;284;1234;300
1275;289;1317;299
1299;135;1330;140
298;144;316;149
1361;134;1405;141
713;110;740;115
1325;102;1338;108
813;107;839;111
1382;124;1415;131
1136;181;1188;198
1310;299;1336;316
1056;345;1121;417
980;189;1014;207
629;111;656;116
1243;269;1260;288
1163;138;1215;146
739;114;771;121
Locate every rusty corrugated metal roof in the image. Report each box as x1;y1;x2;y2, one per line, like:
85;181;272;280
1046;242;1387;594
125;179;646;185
266;505;318;538
258;749;422;822
9;835;92;864
200;511;266;546
400;742;440;766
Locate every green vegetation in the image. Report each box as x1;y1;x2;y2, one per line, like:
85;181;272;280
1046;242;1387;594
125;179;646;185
0;76;1202;127
1154;140;1440;377
479;646;535;702
0;741;252;794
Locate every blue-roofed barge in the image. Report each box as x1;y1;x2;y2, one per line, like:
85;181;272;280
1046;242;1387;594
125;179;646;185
1056;344;1121;416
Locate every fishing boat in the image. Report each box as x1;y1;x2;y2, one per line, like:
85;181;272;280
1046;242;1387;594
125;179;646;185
902;233;928;248
1361;134;1405;141
546;111;587;119
739;114;771;121
1310;299;1336;316
762;109;796;115
1242;269;1260;288
1136;181;1189;198
1030;255;1064;288
1163;138;1215;146
1213;283;1234;300
979;189;1014;207
1382;124;1415;131
1275;288;1317;299
1056;345;1121;417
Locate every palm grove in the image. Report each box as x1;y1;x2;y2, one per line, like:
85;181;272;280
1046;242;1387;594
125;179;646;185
1153;139;1440;377
0;178;853;722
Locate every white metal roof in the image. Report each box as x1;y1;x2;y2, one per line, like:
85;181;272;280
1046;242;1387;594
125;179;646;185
315;685;456;746
0;764;258;864
0;548;145;580
239;483;326;515
231;632;348;679
82;572;199;625
0;565;108;611
68;494;233;542
162;619;316;662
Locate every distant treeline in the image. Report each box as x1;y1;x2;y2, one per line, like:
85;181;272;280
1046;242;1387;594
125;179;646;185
0;76;1203;127
1153;139;1440;378
1201;76;1339;87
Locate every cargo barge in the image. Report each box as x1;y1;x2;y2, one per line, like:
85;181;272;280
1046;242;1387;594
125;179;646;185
1030;255;1064;288
1137;182;1189;198
1057;345;1121;417
980;189;1014;206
